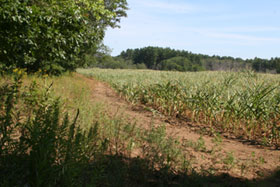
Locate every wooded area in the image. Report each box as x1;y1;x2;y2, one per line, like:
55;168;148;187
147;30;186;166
88;46;280;73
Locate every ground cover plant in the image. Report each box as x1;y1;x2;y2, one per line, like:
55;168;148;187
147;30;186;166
79;68;280;147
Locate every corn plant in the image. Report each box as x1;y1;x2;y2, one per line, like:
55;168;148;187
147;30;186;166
79;68;280;146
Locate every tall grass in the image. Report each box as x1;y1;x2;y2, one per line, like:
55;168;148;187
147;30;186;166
79;68;280;146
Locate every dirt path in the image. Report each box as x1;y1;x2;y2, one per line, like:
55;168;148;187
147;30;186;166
77;73;280;181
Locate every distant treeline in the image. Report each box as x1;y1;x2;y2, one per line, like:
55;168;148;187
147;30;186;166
86;46;280;73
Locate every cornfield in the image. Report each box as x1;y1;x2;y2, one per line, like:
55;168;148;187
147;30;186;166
79;68;280;146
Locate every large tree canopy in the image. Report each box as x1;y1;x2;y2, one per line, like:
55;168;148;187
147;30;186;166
0;0;128;74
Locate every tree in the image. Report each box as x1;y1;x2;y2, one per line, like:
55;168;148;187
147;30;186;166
84;43;112;68
0;0;128;74
273;58;280;73
159;56;204;72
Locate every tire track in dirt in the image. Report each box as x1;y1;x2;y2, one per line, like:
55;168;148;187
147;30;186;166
77;73;280;181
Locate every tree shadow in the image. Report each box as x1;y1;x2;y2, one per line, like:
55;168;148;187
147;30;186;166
86;155;280;187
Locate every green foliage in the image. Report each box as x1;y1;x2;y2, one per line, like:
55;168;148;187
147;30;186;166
0;0;128;74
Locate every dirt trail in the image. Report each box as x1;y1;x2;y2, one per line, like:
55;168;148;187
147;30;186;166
77;73;280;181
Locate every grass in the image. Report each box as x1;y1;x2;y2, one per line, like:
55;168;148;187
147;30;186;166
78;68;280;147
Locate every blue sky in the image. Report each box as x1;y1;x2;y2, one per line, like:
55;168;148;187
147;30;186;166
104;0;280;59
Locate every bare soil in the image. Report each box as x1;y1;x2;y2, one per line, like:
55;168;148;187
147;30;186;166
76;73;280;182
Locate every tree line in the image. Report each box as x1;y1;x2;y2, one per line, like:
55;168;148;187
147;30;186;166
87;46;280;73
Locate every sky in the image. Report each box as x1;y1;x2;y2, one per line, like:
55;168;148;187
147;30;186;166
103;0;280;59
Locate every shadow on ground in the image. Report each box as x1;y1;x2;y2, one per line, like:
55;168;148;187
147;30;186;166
87;155;280;187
